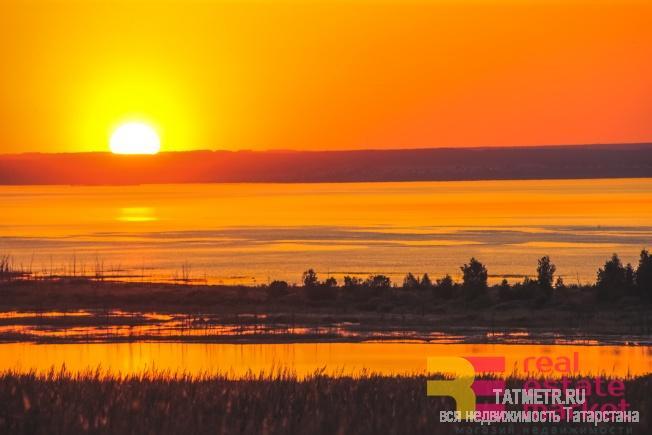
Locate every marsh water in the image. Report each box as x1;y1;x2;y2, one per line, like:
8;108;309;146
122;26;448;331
0;308;649;377
0;342;650;378
1;178;651;378
1;178;651;285
0;309;650;378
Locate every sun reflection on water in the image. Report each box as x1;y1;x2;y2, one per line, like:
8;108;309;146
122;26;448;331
117;207;157;223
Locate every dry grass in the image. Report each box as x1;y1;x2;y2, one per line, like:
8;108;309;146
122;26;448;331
0;370;650;435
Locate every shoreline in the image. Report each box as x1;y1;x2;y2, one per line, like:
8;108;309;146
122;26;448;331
1;335;649;346
0;279;650;346
0;280;652;345
0;282;652;346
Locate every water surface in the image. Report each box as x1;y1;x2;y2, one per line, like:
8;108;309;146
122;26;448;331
1;178;651;284
0;342;649;378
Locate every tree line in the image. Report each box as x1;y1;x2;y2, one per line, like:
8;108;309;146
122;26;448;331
266;249;652;304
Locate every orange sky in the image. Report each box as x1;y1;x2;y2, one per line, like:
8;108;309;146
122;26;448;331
1;0;651;153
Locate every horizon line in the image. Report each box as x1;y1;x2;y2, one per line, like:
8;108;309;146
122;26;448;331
2;141;652;157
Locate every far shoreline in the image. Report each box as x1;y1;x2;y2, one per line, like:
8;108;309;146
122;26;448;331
0;175;652;188
1;143;651;185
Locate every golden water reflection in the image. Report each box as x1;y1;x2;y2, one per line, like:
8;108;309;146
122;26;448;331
1;178;651;285
117;207;158;223
0;343;649;379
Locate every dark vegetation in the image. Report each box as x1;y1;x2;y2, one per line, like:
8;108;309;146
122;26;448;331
0;370;650;435
293;250;652;307
2;250;651;306
1;251;651;340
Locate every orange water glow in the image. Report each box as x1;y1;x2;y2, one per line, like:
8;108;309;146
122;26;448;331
0;342;649;379
0;178;650;285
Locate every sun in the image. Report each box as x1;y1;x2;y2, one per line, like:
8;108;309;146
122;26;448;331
110;122;161;154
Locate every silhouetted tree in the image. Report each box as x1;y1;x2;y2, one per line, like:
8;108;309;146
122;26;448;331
302;269;319;287
403;273;419;290
536;256;556;301
323;277;338;288
420;273;432;290
625;263;635;294
537;256;556;289
596;254;626;301
636;249;652;300
460;257;487;299
554;276;565;290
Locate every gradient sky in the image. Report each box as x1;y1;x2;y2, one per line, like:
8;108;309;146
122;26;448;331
1;0;651;153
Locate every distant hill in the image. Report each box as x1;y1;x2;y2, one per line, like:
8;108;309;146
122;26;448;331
0;143;651;185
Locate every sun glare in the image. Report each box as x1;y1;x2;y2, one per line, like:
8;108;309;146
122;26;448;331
110;123;161;155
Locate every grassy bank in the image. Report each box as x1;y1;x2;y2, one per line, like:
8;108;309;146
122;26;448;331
0;371;650;434
0;280;650;343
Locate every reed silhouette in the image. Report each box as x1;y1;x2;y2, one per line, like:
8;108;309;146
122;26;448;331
0;369;649;435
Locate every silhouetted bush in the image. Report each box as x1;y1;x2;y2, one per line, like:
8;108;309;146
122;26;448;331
343;276;362;288
364;275;391;290
511;277;539;300
433;275;454;300
301;269;336;301
267;280;289;299
401;273;433;291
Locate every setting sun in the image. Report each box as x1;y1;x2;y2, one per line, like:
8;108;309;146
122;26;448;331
1;1;651;433
109;122;160;155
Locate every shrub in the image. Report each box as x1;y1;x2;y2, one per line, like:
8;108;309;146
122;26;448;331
433;275;454;300
364;275;391;290
267;280;289;299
